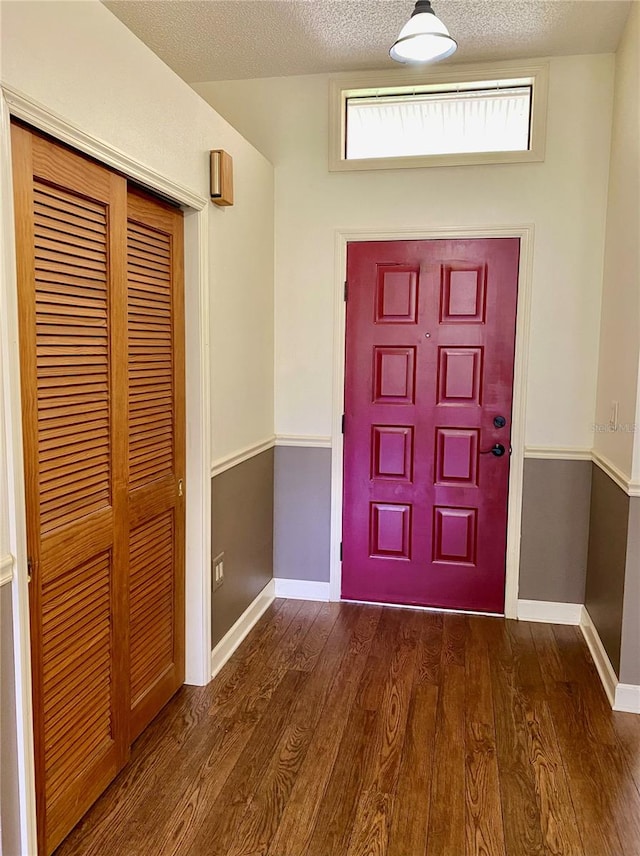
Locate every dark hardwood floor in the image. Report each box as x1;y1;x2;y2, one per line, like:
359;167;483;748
55;600;640;856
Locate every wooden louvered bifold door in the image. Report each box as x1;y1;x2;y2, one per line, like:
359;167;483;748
11;124;129;856
127;189;185;741
13;125;186;855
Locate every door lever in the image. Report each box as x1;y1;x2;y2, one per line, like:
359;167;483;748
480;443;506;457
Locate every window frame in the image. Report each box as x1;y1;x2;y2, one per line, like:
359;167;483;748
329;60;549;172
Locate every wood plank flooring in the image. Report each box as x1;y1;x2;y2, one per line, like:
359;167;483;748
55;600;640;856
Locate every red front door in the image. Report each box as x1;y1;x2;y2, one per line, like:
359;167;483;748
342;238;519;613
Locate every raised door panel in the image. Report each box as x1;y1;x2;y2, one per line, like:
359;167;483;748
126;189;185;741
12;124;129;855
375;265;419;323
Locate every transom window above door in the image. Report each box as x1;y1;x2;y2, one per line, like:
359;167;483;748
330;61;549;171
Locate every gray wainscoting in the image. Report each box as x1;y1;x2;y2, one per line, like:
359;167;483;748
274;448;599;610
620;496;640;685
217;444;640;689
585;464;630;676
519;458;592;603
274;446;332;582
211;448;274;647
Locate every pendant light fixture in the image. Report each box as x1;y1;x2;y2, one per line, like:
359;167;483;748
390;0;457;64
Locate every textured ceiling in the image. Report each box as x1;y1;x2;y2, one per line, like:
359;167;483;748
103;0;632;82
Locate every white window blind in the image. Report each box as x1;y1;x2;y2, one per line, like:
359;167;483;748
345;86;532;160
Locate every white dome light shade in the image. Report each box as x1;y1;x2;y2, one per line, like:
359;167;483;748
390;0;457;64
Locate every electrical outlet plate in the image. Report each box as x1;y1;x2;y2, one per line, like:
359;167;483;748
610;400;619;431
212;552;224;591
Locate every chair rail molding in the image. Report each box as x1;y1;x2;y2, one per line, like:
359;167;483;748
524;445;592;461
0;553;14;586
210;436;276;478
592;450;640;497
275;434;332;448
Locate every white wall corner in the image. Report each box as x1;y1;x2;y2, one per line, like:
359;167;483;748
580;606;618;708
273;578;330;601
517;599;583;625
210;579;275;680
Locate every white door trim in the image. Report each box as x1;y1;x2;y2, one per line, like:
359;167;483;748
329;225;535;618
0;86;213;852
0;89;37;856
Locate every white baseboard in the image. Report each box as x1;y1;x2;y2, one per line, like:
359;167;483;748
580;606;618;708
273;578;330;601
614;683;640;714
211;586;640;713
517;599;583;625
516;603;639;714
210;579;275;680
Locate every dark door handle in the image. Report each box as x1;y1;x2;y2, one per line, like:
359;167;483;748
480;443;506;457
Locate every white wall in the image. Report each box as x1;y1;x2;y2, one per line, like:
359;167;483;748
0;0;275;849
196;53;614;451
592;3;640;482
2;0;275;464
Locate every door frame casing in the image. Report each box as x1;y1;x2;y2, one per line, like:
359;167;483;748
0;86;213;854
330;225;535;618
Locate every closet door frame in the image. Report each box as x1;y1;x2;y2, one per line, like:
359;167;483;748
0;87;212;856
